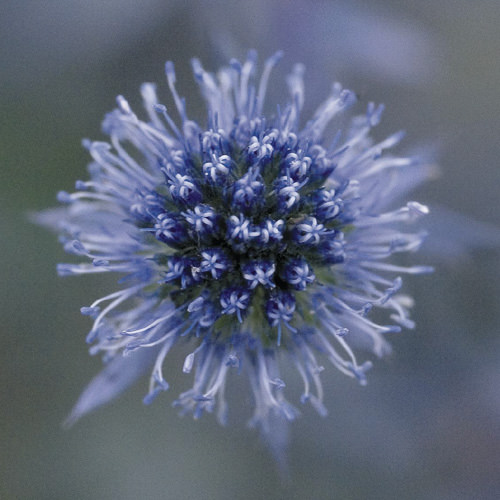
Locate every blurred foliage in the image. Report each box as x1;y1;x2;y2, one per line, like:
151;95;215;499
1;1;499;499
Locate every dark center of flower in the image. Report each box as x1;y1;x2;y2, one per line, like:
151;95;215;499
132;125;347;344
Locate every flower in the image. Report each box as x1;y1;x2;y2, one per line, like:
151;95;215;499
50;51;432;454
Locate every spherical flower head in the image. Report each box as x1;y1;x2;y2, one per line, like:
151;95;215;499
50;50;432;457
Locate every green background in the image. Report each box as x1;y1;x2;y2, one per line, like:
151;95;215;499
2;1;499;498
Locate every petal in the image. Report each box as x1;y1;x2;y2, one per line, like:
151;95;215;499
422;206;500;261
64;346;158;427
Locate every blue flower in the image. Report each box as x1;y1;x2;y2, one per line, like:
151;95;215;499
49;51;432;455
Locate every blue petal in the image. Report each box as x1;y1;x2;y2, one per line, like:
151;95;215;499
422;205;500;261
64;347;158;427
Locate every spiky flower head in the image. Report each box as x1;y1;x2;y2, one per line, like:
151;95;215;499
51;51;432;451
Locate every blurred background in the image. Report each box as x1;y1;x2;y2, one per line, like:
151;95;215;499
1;0;499;498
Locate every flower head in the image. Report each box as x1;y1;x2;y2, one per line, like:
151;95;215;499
50;51;432;454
